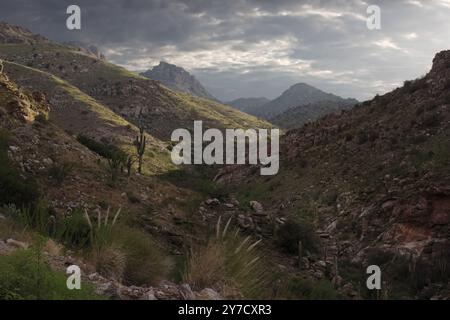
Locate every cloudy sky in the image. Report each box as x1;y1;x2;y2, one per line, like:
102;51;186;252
1;0;450;101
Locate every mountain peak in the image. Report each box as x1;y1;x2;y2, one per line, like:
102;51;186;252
289;82;315;89
140;61;216;101
254;82;357;119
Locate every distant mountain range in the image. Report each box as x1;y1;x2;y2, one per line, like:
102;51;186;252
140;61;216;101
226;97;270;114
227;83;358;129
270;99;357;129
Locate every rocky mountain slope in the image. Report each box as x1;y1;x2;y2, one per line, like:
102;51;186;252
252;82;357;120
0;23;270;141
271;99;356;129
215;50;450;299
0;21;48;44
0;22;283;301
65;41;106;60
0;71;229;300
226;97;270;114
140;61;217;101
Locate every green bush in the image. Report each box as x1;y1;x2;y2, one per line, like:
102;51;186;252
76;134;127;182
282;277;340;300
76;134;127;161
0;249;101;300
55;209;92;249
0;132;40;208
48;163;74;185
110;225;167;286
276;219;319;254
34;113;49;124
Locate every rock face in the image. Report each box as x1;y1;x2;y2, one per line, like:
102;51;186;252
253;82;358;120
140;61;216;101
0;72;49;126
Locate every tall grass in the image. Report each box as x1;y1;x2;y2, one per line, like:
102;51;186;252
184;217;274;299
2;203;168;287
82;207;168;285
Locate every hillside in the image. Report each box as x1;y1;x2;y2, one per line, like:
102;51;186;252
140;61;217;101
0;23;271;140
0;66;290;300
226;97;270;114
270;99;356;129
0;21;48;44
0;70;232;299
253;83;357;120
215;50;450;299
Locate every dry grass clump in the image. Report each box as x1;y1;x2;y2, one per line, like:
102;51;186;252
184;216;273;299
84;207;168;286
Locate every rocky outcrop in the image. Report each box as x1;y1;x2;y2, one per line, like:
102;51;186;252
0;21;48;44
140;61;216;101
88;273;222;300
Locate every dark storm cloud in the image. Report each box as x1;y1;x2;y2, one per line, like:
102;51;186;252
0;0;449;101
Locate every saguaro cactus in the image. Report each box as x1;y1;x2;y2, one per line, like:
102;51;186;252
135;125;146;173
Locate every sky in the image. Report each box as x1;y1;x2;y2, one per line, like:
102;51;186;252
1;0;450;101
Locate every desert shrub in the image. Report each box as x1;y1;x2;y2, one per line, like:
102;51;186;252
81;207;167;286
0;249;100;300
165;166;229;200
92;244;126;281
0;132;40;208
76;134;127;182
48;162;74;185
281;277;340;300
55;208;92;249
34;113;49;124
9;200;53;235
126;191;140;204
76;134;127;161
184;217;274;298
276;219;319;254
110;225;167;286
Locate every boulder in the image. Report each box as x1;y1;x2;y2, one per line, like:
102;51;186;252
250;201;264;214
196;288;222;300
6;238;29;249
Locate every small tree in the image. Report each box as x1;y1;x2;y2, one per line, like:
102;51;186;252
134;125;146;174
107;149;127;182
125;154;136;177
